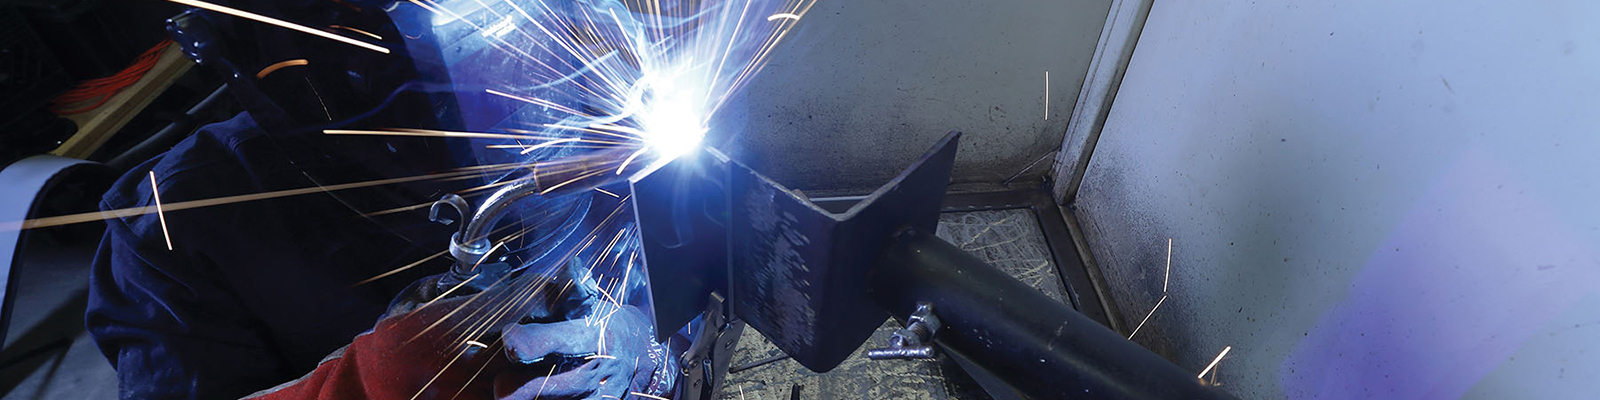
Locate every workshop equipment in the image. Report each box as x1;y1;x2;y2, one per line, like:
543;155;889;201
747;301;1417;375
630;133;1237;399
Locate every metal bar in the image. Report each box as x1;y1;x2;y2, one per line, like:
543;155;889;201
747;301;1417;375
869;229;1233;400
817;188;1119;330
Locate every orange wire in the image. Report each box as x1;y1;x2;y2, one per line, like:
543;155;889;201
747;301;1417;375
50;39;175;115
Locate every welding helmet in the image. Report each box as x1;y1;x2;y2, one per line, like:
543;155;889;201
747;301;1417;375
166;0;604;279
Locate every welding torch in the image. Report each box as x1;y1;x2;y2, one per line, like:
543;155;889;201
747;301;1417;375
428;145;653;280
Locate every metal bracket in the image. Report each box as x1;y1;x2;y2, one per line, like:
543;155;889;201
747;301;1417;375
633;132;961;372
866;301;941;360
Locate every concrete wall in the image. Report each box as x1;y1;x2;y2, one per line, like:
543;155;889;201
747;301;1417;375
717;0;1113;194
1073;0;1600;398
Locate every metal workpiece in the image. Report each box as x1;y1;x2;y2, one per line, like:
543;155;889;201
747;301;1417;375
865;302;941;360
631;148;734;339
726;132;961;372
630;132;962;372
636;132;1210;398
870;229;1234;400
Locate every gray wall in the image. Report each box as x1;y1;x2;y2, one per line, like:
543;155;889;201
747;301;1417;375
1074;0;1600;398
717;0;1113;194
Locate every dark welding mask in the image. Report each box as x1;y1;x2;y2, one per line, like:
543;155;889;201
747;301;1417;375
166;0;601;279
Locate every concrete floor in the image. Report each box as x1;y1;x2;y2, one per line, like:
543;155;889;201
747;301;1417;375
0;231;117;399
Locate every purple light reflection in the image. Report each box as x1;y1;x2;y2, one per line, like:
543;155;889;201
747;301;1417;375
1280;149;1599;399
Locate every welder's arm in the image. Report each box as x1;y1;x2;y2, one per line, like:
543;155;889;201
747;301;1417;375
242;293;673;400
86;216;289;400
238;295;506;400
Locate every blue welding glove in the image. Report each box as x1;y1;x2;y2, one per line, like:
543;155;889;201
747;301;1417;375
495;304;676;400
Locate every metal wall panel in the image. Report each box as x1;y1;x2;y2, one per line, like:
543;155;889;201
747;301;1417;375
1074;0;1600;398
716;0;1112;194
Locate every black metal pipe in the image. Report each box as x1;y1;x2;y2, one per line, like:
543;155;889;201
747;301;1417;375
869;228;1234;400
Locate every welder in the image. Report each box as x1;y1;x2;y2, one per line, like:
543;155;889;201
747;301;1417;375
83;1;671;399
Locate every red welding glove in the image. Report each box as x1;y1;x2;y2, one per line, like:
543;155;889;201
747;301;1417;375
242;294;511;400
243;293;673;400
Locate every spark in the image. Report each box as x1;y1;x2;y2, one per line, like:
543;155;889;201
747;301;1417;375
578;124;648;141
409;345;472;400
353;250;449;287
435;198;633;345
518;138;583;155
1130;238;1175;340
404;212;577;346
255;59;309;78
426;197;634;346
423;275;480;309
616;148;648;175
324;128;565;142
1197;346;1232;380
2;162;529;232
590;275;623;312
450;341;505;400
457;0;815;166
630;392;670;400
148;172;173;251
358;200;444;218
1126;294;1167;340
585;354;618;360
618;249;636;304
448;270;558;346
535;364;558;400
444;283;556;352
486;144;619;151
464;340;488;348
467;242;507;272
521;125;641;142
485;89;592;118
540;168;613;195
162;0;389;54
329;25;383;40
1164;238;1173;292
1044;70;1050;120
308;0;828;392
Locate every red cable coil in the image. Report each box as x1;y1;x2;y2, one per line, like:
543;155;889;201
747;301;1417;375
49;39;176;115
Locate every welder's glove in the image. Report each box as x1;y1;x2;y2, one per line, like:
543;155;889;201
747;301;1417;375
243;296;673;400
242;295;511;400
494;304;676;400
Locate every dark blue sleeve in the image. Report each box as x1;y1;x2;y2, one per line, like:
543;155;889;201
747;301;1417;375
85;114;291;399
86;214;289;399
84;111;450;399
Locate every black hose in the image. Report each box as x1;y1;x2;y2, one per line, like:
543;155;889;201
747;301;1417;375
106;84;229;171
870;229;1236;400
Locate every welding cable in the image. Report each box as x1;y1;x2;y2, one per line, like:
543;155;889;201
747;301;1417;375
106;84;231;171
49;39;175;115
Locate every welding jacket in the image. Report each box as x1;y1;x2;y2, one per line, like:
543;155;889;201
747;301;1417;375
85;113;447;400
